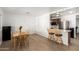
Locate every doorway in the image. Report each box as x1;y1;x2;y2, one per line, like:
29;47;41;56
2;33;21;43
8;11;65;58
76;15;79;38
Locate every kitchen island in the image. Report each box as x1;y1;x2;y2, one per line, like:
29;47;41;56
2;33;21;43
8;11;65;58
48;29;71;46
61;30;71;45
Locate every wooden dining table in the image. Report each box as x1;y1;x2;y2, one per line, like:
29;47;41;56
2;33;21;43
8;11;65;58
12;32;29;37
11;32;29;49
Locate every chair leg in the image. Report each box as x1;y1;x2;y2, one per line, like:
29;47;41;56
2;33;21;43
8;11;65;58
25;39;29;48
57;37;63;44
10;39;13;50
48;34;51;40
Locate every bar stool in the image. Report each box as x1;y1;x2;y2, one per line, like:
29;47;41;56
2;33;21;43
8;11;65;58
55;34;63;44
48;33;55;40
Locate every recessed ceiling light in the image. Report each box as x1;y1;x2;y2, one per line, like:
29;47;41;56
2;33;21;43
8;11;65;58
56;12;60;16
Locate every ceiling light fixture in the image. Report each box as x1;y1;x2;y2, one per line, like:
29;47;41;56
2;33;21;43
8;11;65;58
56;12;60;17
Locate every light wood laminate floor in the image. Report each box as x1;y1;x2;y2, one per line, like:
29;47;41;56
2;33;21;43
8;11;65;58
0;34;79;51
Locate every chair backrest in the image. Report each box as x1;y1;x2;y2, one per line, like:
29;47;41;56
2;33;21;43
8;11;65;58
18;33;28;41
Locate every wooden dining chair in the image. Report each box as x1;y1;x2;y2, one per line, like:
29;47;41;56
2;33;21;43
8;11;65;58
10;33;18;50
17;34;29;48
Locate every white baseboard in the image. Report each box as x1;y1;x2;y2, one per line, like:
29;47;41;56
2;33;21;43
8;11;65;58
35;32;48;38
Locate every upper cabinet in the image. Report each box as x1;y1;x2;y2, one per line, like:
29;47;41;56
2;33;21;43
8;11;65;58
50;13;61;29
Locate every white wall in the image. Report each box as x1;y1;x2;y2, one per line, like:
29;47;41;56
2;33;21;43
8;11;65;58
35;13;50;38
61;14;76;38
76;18;79;33
0;8;4;45
3;13;36;34
62;14;76;28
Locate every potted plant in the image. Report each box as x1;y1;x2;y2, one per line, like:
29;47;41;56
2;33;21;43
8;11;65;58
19;26;22;33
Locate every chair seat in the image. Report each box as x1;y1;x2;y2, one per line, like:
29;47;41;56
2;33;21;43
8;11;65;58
49;33;54;35
55;34;62;37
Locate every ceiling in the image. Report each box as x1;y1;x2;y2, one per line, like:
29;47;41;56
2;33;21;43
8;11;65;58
1;7;66;16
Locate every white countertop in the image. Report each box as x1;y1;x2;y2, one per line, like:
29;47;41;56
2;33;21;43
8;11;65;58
61;30;71;32
48;29;71;33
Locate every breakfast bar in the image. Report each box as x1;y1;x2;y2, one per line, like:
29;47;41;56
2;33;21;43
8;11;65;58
48;29;71;46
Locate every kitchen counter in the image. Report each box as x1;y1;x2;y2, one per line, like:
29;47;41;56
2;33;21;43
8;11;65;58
48;29;71;46
61;30;71;45
60;30;71;32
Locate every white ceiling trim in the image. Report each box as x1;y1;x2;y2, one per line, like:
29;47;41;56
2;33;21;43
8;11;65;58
50;7;75;14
